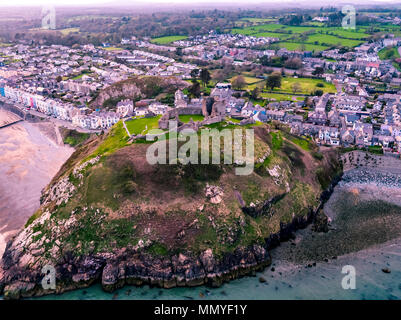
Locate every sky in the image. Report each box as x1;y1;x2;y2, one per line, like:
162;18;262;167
0;0;399;6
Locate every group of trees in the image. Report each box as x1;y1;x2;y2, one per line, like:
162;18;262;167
231;75;247;90
230;72;284;94
1;8;252;46
260;56;303;70
260;55;285;68
312;67;325;77
187;68;211;98
279;14;312;26
265;72;282;91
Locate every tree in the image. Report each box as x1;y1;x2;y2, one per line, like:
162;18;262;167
190;68;199;79
200;68;211;87
313;67;324;77
250;87;260;100
292;82;301;94
188;80;201;98
284;57;302;70
231;75;246;90
266;72;282;91
314;89;324;96
304;96;312;107
175;47;183;56
212;69;227;83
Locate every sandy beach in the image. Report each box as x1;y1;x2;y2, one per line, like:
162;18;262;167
0;109;73;257
0;109;20;127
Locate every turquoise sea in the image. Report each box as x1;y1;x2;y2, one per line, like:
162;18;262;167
35;239;401;300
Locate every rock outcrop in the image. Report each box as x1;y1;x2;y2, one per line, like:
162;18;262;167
0;122;342;299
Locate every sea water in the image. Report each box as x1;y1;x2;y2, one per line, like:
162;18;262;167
36;239;401;300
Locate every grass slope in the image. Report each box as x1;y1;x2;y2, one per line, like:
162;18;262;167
151;35;188;44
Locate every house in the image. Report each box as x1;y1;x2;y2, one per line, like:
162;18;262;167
344;113;360;126
116;99;134;117
210;87;233;99
215;83;232;89
353;122;373;146
308;111;327;125
334;95;366;111
265;110;285;122
148;103;171;115
318;127;340;146
134;107;150;117
241;101;256;117
328;110;341;127
283;113;303;124
341;129;355;146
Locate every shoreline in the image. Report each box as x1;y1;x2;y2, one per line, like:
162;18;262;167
31;226;401;300
0;109;74;258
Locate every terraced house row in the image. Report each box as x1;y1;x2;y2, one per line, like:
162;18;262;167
0;85;120;130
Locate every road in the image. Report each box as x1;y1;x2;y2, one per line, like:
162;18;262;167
27;108;101;133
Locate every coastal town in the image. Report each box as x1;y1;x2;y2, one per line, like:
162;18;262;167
1;20;401;155
1;3;401;304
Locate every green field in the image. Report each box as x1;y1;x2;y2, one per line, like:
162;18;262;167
59;28;80;35
101;47;123;51
150;35;188;44
252;32;292;40
324;29;368;40
71;73;87;80
277;42;330;52
306;34;364;47
239;18;277;23
266;77;336;95
261;92;305;102
230;74;335;96
236;18;278;27
378;46;400;60
125;116;161;136
229;75;265;90
178;115;205;123
231;23;369;50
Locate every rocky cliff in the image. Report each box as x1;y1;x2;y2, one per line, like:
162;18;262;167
90;76;188;108
0;121;341;299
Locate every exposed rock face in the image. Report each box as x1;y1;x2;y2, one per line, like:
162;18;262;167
91;76;188;108
94;83;141;107
0;242;271;299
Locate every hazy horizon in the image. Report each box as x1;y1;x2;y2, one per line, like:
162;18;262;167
1;0;401;7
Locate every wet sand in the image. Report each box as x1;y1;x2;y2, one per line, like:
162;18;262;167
0;109;73;257
0;109;20;127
